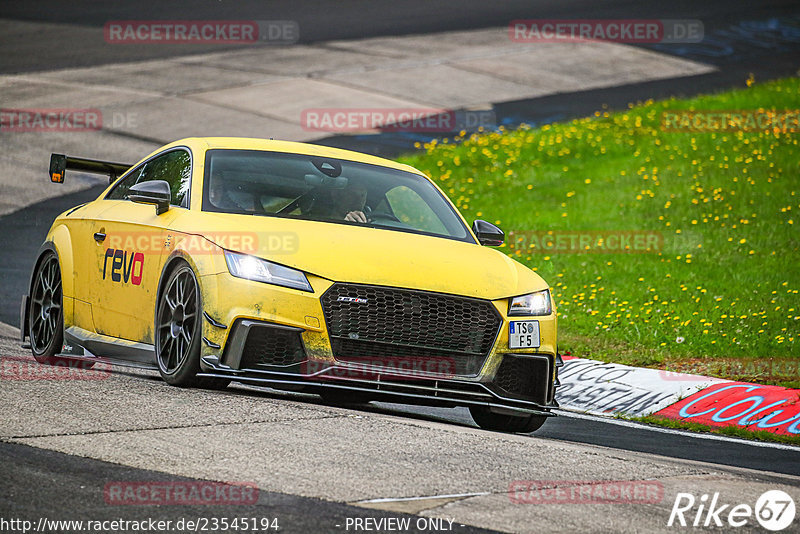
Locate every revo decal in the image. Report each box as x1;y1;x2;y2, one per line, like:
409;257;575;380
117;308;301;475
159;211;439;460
103;249;144;285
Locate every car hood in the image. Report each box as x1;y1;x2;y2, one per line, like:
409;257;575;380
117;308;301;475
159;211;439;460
177;213;548;300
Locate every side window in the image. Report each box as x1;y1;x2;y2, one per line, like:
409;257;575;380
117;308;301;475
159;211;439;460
105;166;143;201
106;150;191;207
384;186;448;235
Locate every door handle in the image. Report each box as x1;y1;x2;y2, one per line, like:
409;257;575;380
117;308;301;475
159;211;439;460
93;232;106;242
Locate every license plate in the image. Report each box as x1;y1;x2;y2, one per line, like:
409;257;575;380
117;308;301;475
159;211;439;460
509;321;540;349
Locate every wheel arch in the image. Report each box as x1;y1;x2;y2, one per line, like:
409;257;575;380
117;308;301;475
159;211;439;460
157;253;190;307
24;232;74;339
27;243;59;294
30;226;75;298
154;250;206;322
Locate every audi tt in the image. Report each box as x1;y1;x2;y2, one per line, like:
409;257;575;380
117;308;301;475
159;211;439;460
21;137;560;432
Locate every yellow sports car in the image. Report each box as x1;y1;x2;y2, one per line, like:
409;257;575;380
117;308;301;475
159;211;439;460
21;137;560;433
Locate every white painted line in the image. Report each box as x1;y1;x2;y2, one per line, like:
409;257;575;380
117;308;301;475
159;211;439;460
356;492;490;504
556;409;800;451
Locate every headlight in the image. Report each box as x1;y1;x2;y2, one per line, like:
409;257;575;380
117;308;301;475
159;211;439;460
509;289;551;316
224;251;312;292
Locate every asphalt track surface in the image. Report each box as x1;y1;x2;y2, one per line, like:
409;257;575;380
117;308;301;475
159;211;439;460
1;0;799;73
2;2;800;531
0;354;798;532
4;1;799;156
1;440;498;534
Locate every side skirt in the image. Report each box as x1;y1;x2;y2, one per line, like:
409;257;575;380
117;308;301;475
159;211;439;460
62;326;158;369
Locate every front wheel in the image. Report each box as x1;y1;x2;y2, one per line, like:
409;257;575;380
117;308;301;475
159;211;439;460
29;253;67;365
155;263;228;390
469;406;547;433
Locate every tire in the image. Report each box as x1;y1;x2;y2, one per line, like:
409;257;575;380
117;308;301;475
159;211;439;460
29;253;69;365
155;262;229;390
469;406;547;433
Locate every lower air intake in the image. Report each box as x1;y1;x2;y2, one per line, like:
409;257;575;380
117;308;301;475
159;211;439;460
240;324;306;368
493;354;552;404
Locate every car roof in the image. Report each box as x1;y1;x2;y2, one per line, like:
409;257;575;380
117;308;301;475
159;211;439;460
164;137;426;176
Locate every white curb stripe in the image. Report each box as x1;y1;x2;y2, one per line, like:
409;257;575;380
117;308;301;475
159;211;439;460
558;357;729;417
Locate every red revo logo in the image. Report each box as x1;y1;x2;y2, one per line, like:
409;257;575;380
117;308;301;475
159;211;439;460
103;249;144;285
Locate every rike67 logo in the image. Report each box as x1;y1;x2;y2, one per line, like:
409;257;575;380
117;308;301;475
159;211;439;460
668;490;796;531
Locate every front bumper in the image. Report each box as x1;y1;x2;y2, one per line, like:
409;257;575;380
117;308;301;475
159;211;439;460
198;360;557;416
199;273;560;415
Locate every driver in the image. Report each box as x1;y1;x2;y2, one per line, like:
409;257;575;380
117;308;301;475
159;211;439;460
209;173;253;211
330;184;368;223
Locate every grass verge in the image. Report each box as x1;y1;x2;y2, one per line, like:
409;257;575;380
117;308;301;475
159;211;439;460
399;76;800;387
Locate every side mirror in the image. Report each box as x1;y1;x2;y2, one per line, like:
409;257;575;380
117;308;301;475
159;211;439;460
472;219;504;246
129;180;171;215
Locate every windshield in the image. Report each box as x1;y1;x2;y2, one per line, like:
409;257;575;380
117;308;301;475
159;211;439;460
202;149;472;242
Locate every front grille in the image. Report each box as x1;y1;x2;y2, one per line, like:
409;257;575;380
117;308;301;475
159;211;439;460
493;354;552;404
321;283;501;376
240;325;306;368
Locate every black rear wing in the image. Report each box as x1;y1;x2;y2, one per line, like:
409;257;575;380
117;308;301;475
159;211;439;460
49;154;133;184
